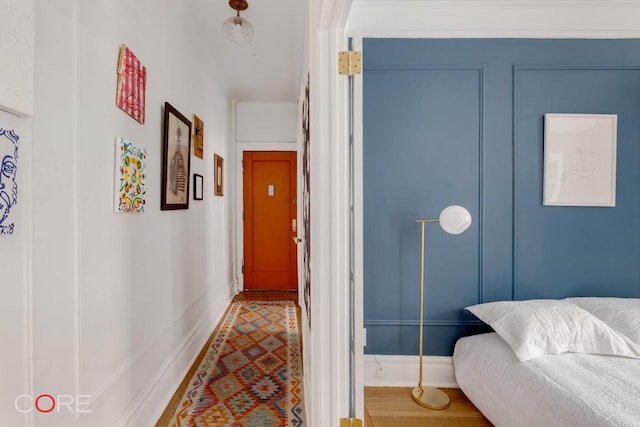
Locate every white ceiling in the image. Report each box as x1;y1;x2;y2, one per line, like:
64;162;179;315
192;0;308;102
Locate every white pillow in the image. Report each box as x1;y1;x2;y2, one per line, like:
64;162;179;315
466;299;640;362
567;297;640;344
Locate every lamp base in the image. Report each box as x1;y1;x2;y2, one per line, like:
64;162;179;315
411;386;450;410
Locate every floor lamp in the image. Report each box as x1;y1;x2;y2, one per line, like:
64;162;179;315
412;205;472;410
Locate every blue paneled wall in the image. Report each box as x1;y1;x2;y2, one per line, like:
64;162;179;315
363;39;640;356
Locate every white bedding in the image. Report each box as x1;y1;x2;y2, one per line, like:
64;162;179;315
453;332;640;427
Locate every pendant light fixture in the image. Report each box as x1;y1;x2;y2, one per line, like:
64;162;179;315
222;0;254;45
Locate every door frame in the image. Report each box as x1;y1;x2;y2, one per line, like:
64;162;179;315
307;14;357;427
234;142;299;294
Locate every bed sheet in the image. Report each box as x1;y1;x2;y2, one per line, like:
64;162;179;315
453;332;640;427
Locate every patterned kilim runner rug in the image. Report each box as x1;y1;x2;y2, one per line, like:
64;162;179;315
169;301;305;426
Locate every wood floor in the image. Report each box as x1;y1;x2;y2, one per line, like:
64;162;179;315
156;291;491;426
365;387;493;427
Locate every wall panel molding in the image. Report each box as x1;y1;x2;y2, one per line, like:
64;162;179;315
364;319;483;327
512;64;640;300
364;65;486;71
363;64;485;337
115;291;232;426
72;0;82;404
87;289;211;404
24;118;34;427
363;37;640;356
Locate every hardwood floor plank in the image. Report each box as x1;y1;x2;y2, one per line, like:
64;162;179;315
365;387;493;427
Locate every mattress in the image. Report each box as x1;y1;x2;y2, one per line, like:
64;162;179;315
453;332;640;427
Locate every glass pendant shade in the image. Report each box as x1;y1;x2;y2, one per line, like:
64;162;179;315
439;205;472;235
222;15;254;45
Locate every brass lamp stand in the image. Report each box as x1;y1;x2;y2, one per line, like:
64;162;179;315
412;206;472;410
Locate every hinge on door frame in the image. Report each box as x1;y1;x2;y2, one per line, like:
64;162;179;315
338;51;362;75
340;419;363;427
242;259;245;274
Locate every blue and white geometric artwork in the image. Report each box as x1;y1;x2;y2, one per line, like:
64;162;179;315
0;128;19;235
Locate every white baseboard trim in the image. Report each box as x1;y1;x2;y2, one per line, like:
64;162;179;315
117;291;233;427
364;354;458;388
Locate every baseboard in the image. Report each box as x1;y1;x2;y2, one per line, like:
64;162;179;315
116;290;234;427
364;355;458;388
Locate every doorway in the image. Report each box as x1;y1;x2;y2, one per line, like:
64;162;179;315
243;151;298;290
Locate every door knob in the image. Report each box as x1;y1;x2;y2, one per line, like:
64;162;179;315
292;237;302;244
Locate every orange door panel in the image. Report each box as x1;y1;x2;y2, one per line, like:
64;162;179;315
243;151;297;290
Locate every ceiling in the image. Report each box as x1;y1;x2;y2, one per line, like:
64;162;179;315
192;0;308;103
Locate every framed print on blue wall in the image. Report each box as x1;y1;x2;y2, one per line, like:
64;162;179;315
543;113;617;207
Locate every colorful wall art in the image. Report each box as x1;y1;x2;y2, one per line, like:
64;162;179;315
193;114;204;159
0;128;19;235
114;137;147;213
116;44;147;124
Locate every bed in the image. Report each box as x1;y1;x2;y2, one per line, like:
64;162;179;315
453;297;640;427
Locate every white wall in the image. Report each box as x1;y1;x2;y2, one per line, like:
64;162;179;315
0;2;34;426
236;102;298;142
18;0;235;425
0;0;34;116
0;110;31;427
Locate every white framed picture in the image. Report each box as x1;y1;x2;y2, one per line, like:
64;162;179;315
543;113;617;207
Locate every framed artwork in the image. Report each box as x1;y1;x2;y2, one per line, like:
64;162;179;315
543;113;617;207
214;154;224;196
301;73;311;327
0;128;19;235
161;102;192;210
116;45;147;124
193;114;204;159
114;137;147;213
193;174;203;200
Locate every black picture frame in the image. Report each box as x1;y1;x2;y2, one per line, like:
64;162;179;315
161;102;192;210
193;173;203;200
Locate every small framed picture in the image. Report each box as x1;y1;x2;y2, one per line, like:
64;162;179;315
161;102;191;210
193;174;203;200
214;154;224;196
193;114;204;159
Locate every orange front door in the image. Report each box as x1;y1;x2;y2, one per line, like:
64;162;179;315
243;151;298;290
